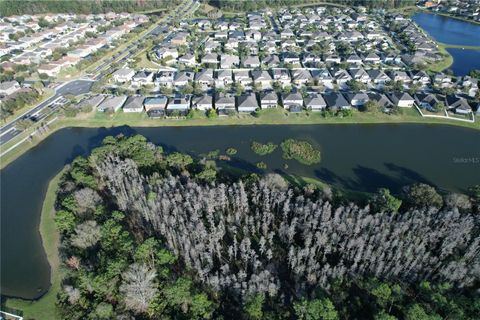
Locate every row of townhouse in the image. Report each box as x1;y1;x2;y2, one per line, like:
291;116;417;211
112;67;479;97
90;89;476;118
1;12;148;75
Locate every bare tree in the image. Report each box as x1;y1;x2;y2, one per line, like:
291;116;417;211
120;263;158;314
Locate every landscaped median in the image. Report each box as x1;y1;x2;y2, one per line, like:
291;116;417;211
1;107;479;170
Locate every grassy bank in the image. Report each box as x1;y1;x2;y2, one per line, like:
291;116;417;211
5;170;64;320
1;107;479;170
437;42;480;50
428;43;454;73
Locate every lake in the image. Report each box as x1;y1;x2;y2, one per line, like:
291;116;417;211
446;49;480;76
412;12;480;76
412;12;480;46
1;124;480;299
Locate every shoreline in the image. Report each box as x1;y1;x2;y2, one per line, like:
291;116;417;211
4;170;64;320
1;110;479;170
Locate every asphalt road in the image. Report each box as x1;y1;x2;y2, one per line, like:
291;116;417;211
0;79;94;145
0;0;199;146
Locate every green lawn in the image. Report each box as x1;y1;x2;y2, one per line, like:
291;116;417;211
428;44;454;73
5;170;64;320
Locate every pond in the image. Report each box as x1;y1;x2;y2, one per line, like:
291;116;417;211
1;124;480;299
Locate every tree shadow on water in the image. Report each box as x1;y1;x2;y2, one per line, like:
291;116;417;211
315;163;434;194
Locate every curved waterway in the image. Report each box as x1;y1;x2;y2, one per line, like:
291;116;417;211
1;124;480;299
412;12;480;76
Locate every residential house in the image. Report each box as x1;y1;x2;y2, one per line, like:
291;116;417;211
445;95;472;114
349;68;370;83
112;68;135;83
260;91;279;108
323;92;350;110
192;95;213;110
166;94;191;116
97;95;127;112
282;91;304;111
414;92;441;111
282;52;300;65
215;93;236;115
272;68;291;86
220;55;240;69
388;92;415;107
367;69;391;88
131;71;154;87
202;53;219;66
304;93;327;111
215;70;234;88
155;71;175;87
237;92;259;112
0;81;20;96
195;69;215;89
173;71;194;87
311;69;334;87
38;64;61;77
123;96;145;113
178;53;196;66
262;54;280;67
144;96;168;117
234;70;252;86
363;52;381;64
291;69;312;85
243;55;261;68
367;92;393;110
251;70;273;89
344;92;370;107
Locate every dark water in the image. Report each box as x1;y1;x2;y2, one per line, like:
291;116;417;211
412;12;480;46
446;49;480;76
1;124;480;299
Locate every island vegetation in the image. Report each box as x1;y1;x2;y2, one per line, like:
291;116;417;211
251;141;278;156
37;134;480;320
280;139;321;165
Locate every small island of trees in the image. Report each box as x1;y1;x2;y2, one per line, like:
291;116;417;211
251;141;278;156
51;134;479;319
280;139;321;165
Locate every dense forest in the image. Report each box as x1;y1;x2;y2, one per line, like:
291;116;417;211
53;134;479;319
0;0;180;16
208;0;416;12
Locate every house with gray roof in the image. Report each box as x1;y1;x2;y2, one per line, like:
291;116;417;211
251;70;273;89
97;95;127;112
282;92;304;111
215;93;236;115
387;92;415;107
195;69;214;88
220;55;240;69
260;91;279;108
166;94;191;116
304;93;326;111
242;55;260;68
237;92;259;112
123;96;145;113
291;69;312;85
144;96;168;112
323;92;350;110
192;95;213;110
344;92;370;107
173;71;194;87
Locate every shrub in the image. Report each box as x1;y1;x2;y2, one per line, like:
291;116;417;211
280;139;321;165
251;141;277;156
226;148;237;155
256;161;267;169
